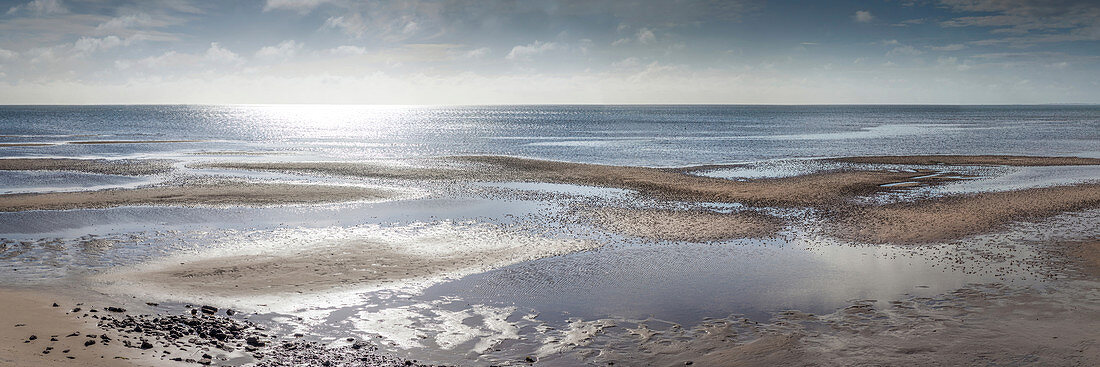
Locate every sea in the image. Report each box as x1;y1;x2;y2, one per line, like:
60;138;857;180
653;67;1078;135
2;104;1098;165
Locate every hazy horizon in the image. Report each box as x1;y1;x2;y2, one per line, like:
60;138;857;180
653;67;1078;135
2;0;1099;105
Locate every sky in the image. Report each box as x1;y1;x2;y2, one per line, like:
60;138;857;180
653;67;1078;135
0;0;1098;104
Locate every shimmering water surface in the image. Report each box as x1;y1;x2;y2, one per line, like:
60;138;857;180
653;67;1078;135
2;105;1099;364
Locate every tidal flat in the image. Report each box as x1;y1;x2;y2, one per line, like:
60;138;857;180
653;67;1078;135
2;152;1099;366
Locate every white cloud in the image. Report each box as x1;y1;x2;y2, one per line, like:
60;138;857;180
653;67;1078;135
329;45;367;56
461;47;490;59
887;45;923;57
636;28;656;44
73;36;124;54
256;40;303;59
506;41;559;60
7;0;67;15
931;43;967;51
263;0;331;14
854;10;874;23
322;14;368;38
937;56;973;71
0;48;17;60
612;57;641;68
611;38;631;46
95;13;163;32
205;42;244;65
402;21;419;35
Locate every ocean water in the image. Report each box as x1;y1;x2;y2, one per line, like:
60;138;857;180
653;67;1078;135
2;104;1098;165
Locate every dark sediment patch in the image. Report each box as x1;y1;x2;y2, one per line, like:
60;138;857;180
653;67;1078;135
0;181;401;212
830;183;1100;244
827;155;1100;167
0;158;174;175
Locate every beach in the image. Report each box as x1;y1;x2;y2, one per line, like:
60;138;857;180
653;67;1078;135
2;105;1099;366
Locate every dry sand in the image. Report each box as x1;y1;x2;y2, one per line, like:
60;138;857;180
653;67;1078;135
0;181;401;212
0;158;173;175
828;154;1100;166
832;183;1100;244
0;288;176;367
589;208;782;242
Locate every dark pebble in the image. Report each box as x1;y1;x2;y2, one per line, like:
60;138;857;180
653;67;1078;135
106;307;126;313
84;340;96;347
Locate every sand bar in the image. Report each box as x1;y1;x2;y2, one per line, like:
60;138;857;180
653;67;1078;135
828;155;1100;166
590;208;782;242
0;181;401;211
457;156;961;206
102;223;596;302
831;183;1100;244
0;158;174;175
200;157;965;206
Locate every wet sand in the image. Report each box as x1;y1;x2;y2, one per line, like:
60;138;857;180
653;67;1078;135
589;208;782;242
0;181;402;212
0;288;171;367
458;156;965;206
0;158;174;175
828;154;1100;166
833;183;1100;244
202;156;963;206
101;223;596;304
572;282;1100;366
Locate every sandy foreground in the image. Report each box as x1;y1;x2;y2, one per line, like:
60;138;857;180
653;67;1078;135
0;180;403;211
0;288;178;367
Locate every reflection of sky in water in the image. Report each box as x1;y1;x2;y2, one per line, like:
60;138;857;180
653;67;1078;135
420;235;1026;325
937;165;1100;194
